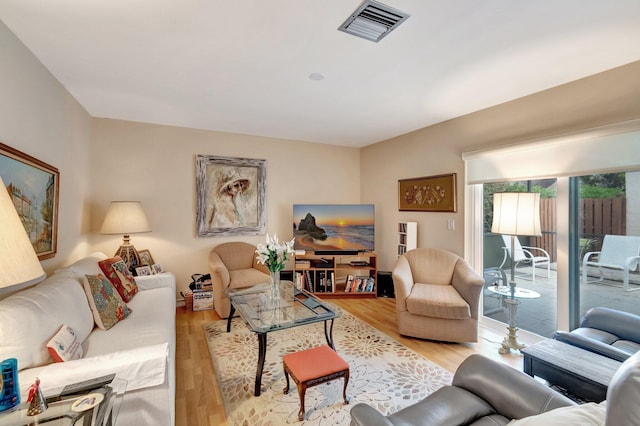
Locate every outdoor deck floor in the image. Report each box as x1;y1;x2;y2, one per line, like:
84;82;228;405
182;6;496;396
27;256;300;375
483;265;640;337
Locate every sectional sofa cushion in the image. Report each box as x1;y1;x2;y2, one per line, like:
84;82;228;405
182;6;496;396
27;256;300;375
59;252;108;278
98;256;138;302
0;274;94;370
83;274;132;330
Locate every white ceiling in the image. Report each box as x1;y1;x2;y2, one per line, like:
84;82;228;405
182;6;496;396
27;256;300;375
1;1;639;148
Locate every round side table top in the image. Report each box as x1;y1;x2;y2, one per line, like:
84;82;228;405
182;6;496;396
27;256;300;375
487;286;541;299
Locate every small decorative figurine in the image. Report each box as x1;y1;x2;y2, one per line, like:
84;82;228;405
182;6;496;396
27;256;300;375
26;377;47;416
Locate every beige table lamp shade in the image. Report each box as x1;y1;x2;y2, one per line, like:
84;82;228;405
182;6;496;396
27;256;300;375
100;201;151;271
0;176;46;291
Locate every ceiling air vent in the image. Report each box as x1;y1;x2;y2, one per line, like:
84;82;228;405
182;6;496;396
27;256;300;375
338;0;410;43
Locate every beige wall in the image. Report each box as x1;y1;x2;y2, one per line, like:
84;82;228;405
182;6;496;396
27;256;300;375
0;20;93;274
89;119;361;297
363;60;640;271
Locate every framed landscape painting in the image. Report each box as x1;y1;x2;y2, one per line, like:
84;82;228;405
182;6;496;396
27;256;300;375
0;142;59;259
398;173;457;212
195;155;266;237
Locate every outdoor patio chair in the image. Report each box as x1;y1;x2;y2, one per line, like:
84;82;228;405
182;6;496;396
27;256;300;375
499;235;550;283
582;234;640;292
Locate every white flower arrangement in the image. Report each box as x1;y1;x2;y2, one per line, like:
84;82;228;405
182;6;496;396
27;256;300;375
255;234;295;273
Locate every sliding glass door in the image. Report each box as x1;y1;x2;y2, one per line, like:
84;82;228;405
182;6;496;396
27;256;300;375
481;171;640;335
465;123;640;336
482;179;557;337
572;171;640;326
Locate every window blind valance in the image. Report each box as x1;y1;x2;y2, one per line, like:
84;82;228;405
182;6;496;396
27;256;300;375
462;120;640;184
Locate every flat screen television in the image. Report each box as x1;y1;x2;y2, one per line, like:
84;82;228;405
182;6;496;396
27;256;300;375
292;204;374;254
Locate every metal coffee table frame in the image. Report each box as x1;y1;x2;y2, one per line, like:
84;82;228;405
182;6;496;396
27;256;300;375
226;281;340;396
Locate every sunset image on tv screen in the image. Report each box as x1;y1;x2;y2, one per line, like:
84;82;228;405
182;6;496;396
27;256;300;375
292;204;374;252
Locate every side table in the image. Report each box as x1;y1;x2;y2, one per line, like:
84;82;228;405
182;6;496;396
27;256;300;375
486;286;540;354
522;339;621;402
0;378;126;426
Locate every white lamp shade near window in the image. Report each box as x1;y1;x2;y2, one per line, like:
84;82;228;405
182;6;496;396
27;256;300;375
0;176;46;290
490;191;542;354
491;192;542;237
100;201;151;235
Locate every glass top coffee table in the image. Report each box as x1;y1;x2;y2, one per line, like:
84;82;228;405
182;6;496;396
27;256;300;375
226;281;341;396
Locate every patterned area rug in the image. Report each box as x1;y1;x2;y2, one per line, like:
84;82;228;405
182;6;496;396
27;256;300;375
205;311;453;425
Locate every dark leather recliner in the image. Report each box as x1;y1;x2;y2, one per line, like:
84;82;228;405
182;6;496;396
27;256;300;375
350;351;640;425
350;354;575;425
553;306;640;362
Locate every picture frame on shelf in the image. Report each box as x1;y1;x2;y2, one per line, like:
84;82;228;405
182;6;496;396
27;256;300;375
136;265;152;276
0;142;60;260
195;155;266;237
398;173;457;212
151;263;163;274
138;249;154;266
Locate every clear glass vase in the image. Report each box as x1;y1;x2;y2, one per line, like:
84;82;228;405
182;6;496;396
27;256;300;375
270;270;280;302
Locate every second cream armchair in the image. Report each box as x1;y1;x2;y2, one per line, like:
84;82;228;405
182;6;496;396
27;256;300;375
392;248;484;343
208;241;270;318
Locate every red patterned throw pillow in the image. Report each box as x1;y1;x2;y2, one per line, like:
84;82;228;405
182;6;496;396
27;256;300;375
83;274;132;330
98;256;138;302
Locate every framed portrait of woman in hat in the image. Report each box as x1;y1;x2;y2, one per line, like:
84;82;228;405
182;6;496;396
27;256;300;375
195;155;266;237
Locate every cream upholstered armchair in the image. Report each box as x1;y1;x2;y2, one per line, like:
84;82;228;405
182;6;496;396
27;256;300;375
208;241;270;318
392;248;484;342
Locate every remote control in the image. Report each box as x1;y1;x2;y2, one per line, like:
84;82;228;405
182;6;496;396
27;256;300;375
59;373;115;397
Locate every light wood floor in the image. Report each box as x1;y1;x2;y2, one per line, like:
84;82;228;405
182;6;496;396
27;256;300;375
175;298;530;426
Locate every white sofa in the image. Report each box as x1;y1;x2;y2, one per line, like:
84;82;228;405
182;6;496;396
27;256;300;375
0;252;176;426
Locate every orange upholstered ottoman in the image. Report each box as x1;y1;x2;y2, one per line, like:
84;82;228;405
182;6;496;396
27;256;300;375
283;345;350;421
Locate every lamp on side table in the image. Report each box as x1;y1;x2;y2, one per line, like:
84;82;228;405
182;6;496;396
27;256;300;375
100;201;151;273
491;192;542;354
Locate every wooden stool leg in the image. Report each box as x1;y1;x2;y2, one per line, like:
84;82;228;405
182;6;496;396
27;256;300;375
296;383;307;421
283;366;290;394
342;369;350;404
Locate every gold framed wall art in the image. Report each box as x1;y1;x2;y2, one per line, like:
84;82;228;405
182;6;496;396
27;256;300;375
398;173;457;212
0;142;59;259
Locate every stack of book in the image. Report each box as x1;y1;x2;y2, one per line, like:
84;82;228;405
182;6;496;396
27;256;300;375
344;275;375;293
294;271;335;293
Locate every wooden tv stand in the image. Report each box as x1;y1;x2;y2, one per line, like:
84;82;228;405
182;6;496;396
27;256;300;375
293;252;377;299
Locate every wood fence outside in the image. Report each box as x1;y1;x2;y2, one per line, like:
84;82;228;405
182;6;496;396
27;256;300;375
527;197;626;262
580;197;627;237
530;198;557;261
